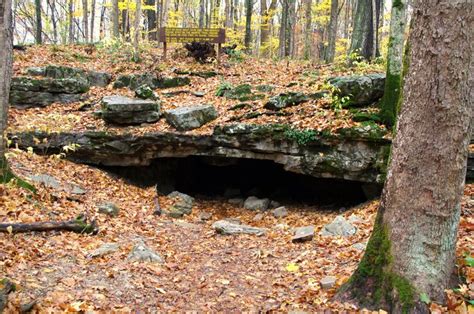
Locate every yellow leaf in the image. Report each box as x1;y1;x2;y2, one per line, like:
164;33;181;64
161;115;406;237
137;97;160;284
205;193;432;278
285;263;299;272
6;226;13;234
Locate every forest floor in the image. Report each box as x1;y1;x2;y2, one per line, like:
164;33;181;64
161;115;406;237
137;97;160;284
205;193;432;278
1;45;473;312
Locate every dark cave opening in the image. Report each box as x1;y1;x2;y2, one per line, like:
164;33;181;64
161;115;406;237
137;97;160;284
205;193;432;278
102;156;382;209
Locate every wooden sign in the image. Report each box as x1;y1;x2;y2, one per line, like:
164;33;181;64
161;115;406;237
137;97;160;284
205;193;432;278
159;27;226;65
159;28;225;44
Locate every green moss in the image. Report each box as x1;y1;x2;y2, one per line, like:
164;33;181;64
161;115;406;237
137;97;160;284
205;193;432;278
347;213;416;312
283;128;317;145
0;158;37;193
380;72;402;127
337;121;388;140
74;214;98;234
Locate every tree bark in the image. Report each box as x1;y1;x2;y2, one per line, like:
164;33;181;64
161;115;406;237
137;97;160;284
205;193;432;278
244;0;252;49
68;0;74;43
47;0;58;43
324;0;338;62
278;0;288;57
303;0;312;60
380;0;407;127
111;0;120;38
0;214;98;234
199;0;206;27
83;0;89;42
34;0;42;44
337;0;473;312
146;0;157;39
90;0;96;42
133;0;141;61
349;0;375;60
259;0;276;56
0;0;12;164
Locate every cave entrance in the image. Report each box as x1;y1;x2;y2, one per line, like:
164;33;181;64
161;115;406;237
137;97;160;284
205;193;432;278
103;156;381;209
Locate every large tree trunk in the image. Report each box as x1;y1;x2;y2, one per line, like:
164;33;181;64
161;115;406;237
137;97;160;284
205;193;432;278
337;0;473;312
324;0;338;63
244;0;252;49
349;0;375;60
34;0;42;44
0;0;12;165
379;0;407;127
111;0;120;38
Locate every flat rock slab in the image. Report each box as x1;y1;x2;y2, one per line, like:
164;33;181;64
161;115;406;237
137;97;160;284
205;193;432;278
164;104;218;131
29;173;86;195
320;215;356;237
10;77;89;108
98;202;120;217
99;95;161;125
212;220;266;236
292;225;315;242
88;243;120;258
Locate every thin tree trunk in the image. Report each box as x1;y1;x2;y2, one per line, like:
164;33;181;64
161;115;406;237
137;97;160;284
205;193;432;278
324;0;338;63
379;0;407;127
199;0;206;27
47;0;58;43
111;0;120;38
99;0;106;39
83;0;88;42
337;0;473;312
303;0;312;59
0;0;13;164
224;0;232;28
133;0;142;61
90;0;95;41
34;0;42;44
349;0;374;61
244;0;252;49
146;0;157;39
68;0;74;43
278;0;288;57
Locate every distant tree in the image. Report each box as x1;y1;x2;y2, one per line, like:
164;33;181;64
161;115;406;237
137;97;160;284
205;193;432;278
279;0;295;57
34;0;42;44
146;0;157;40
111;0;120;38
337;1;473;312
0;0;12;170
90;0;96;42
324;0;338;63
260;0;277;56
83;0;89;42
244;0;252;49
349;0;377;60
133;0;142;61
303;0;312;60
380;0;408;127
68;0;75;43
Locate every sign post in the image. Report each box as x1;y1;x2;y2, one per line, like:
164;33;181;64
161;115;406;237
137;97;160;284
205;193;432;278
159;28;226;65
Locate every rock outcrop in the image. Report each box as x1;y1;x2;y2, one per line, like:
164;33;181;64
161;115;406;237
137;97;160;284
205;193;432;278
27;65;112;87
113;73;190;90
10;76;89;108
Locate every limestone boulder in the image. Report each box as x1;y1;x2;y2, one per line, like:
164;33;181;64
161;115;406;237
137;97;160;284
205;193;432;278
99;95;161;125
164;104;218;131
